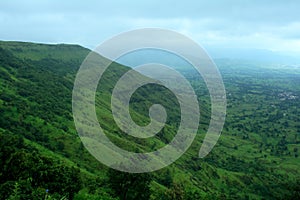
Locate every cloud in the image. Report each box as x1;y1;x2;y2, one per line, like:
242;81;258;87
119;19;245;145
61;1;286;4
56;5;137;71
0;0;300;54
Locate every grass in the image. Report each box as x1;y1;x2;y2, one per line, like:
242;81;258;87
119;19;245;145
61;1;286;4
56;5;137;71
0;41;299;199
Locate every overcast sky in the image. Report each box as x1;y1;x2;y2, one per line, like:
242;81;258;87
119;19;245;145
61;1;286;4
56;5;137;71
1;0;300;55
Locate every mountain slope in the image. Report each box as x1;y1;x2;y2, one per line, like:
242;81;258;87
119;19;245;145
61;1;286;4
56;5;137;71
0;41;299;199
0;41;191;199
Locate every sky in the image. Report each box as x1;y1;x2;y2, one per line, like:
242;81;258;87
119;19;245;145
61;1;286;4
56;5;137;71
1;0;300;56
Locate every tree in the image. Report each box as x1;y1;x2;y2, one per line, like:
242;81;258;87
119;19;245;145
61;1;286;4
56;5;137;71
165;182;185;200
108;166;152;200
0;131;81;199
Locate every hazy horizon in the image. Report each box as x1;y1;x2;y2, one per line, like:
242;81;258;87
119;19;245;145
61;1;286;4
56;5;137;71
1;0;300;58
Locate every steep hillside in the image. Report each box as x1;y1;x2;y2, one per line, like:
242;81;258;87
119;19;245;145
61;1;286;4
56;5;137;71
0;41;299;199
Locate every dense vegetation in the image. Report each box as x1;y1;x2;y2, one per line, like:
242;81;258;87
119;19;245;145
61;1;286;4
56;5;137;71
0;41;299;199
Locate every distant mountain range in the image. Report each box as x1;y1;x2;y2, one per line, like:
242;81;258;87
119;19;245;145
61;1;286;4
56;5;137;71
116;47;300;69
206;47;300;64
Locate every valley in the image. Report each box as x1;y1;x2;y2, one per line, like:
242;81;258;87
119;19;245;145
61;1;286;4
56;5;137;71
0;41;299;199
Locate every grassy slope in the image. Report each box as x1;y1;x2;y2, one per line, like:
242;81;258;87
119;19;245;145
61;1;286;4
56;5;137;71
0;41;299;199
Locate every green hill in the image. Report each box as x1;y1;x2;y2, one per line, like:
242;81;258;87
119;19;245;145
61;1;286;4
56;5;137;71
0;41;299;199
